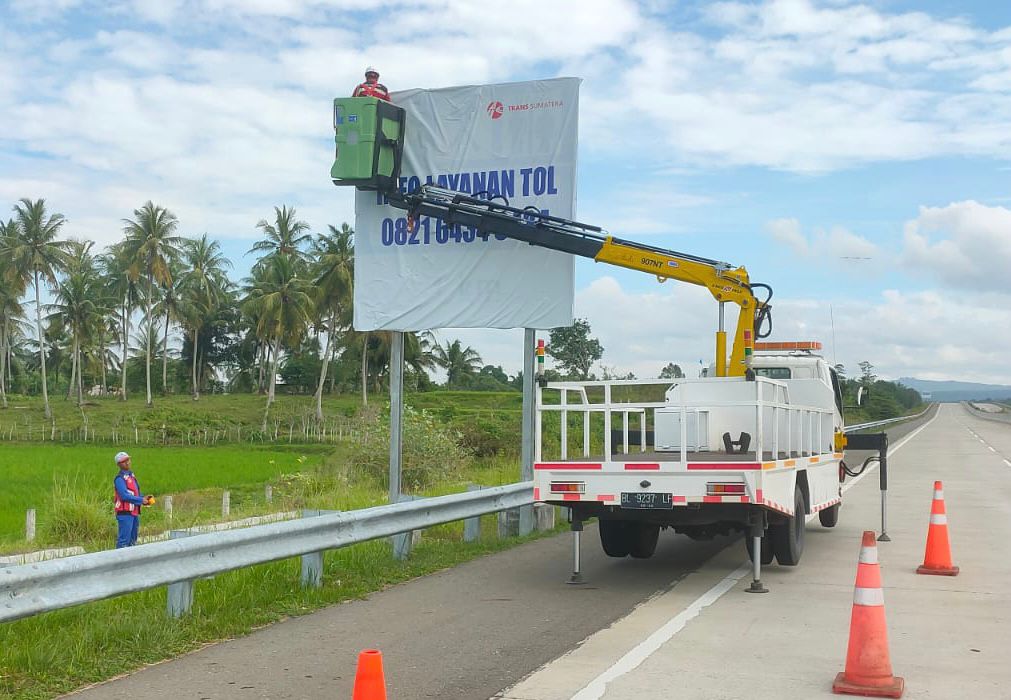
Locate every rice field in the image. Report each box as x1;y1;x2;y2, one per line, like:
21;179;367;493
0;443;332;550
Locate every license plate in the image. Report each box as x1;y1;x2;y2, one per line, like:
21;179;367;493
620;492;673;509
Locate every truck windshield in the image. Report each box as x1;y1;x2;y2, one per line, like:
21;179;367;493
754;367;791;379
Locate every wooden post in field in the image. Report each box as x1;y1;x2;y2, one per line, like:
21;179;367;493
163;495;173;520
265;485;273;503
25;509;36;542
222;490;230;517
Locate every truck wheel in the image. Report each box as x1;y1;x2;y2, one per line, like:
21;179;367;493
599;519;631;558
772;487;806;566
744;532;774;565
629;523;660;559
818;503;840;528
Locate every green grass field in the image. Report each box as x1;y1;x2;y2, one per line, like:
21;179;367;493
0;390;534;698
0;443;342;550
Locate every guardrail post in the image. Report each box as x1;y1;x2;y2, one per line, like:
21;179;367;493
167;530;195;618
300;509;339;588
533;503;555;531
391;495;421;560
25;509;36;543
222;490;230;518
498;508;520;538
464;485;482;542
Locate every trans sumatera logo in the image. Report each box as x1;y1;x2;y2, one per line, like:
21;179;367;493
486;100;504;119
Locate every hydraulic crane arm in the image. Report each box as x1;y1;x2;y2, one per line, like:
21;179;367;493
386;185;772;377
328;96;772;377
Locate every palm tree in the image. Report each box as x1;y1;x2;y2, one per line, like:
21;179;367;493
1;199;71;418
101;244;141;401
243;255;313;430
310;223;354;419
181;234;231;400
248;205;312;264
154;259;185;394
121;201;182;407
48;240;100;405
433;339;483;388
0;218;26;408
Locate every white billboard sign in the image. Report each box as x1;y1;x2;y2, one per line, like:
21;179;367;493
353;77;580;331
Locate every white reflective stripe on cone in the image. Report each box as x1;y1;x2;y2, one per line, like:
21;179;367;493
930;513;948;525
858;547;879;565
853;587;885;607
934;489;944;499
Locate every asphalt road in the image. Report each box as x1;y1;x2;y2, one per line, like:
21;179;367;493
65;409;936;700
499;402;1010;699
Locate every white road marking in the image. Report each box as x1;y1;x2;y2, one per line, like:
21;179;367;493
566;410;938;700
569;562;751;700
1004;460;1011;468
989;446;996;453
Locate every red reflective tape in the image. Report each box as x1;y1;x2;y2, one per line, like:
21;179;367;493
597;494;615;502
534;463;603;470
625;463;661;470
703;496;721;503
673;495;687;503
533;487;540;500
756;489;764;501
563;493;581;501
687;463;761;470
740;495;749;503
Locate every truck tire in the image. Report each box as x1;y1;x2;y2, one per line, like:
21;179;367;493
629;523;660;559
772;487;806;566
745;532;775;565
599;519;631;558
819;503;840;528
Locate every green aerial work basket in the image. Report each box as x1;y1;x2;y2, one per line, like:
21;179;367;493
330;97;406;192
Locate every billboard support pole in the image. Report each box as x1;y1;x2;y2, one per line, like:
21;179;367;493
520;328;537;536
389;331;405;506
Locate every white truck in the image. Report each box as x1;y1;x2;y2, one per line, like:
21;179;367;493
533;342;846;573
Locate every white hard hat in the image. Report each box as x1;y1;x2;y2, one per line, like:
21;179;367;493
115;451;130;465
365;66;379;76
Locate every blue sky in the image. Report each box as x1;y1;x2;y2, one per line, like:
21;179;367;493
2;0;1010;384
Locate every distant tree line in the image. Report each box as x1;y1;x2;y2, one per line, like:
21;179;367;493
834;361;923;421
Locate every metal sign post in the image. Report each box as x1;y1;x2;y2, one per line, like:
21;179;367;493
519;328;537;536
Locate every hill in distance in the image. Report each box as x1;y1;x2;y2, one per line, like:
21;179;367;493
898;377;1011;402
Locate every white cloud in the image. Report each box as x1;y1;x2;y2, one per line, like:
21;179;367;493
765;218;878;263
902;200;1011;294
765;217;807;255
456;277;1011;386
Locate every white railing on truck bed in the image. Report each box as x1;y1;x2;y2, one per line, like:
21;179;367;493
536;377;836;464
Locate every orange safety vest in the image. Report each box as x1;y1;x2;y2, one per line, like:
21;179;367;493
114;473;141;515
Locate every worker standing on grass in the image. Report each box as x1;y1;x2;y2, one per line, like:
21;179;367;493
113;451;154;548
352;66;391;101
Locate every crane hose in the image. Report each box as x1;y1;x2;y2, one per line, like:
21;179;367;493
841;455;879;478
749;283;774;339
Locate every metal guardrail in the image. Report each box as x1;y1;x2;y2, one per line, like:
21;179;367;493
843;405;933;434
1;481;533;623
962;401;1011;424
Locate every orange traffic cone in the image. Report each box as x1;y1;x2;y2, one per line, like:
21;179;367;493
916;480;959;576
833;531;904;698
352;649;387;700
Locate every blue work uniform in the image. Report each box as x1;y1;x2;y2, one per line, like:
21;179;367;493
114;470;145;548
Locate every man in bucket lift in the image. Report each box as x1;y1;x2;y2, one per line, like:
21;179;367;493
352;66;391;101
